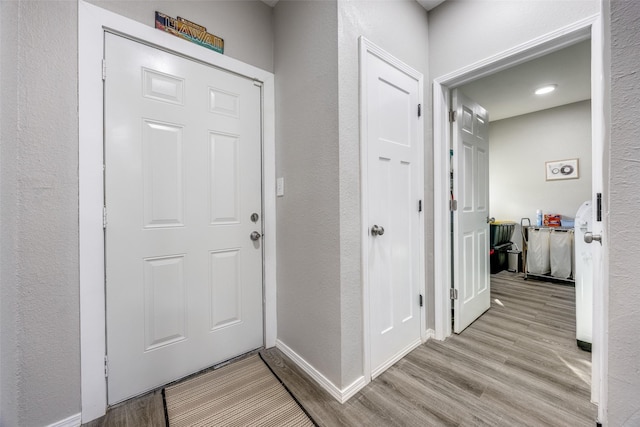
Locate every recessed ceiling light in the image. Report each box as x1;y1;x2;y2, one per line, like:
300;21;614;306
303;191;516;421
535;84;557;95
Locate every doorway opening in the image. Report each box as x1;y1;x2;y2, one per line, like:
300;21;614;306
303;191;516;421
450;38;592;332
433;16;605;422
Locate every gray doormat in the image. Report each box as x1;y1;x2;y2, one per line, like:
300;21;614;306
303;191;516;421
163;354;315;426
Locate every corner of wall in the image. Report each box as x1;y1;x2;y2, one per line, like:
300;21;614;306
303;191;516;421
273;0;343;389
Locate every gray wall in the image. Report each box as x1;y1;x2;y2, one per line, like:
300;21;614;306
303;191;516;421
274;0;343;387
489;101;592;247
0;1;273;425
428;0;599;79
608;0;640;424
88;0;274;72
1;1;81;426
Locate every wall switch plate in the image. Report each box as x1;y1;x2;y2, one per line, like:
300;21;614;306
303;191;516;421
276;177;284;197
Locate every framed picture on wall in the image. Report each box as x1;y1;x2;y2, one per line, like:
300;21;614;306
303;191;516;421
545;158;579;181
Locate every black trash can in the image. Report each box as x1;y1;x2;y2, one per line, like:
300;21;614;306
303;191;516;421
490;222;516;274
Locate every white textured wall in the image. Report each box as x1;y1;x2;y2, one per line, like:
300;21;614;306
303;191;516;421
489;101;592;246
337;0;430;384
0;1;81;425
608;0;640;424
274;0;343;387
88;0;274;72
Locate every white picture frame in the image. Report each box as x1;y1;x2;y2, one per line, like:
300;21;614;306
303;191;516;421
546;158;579;181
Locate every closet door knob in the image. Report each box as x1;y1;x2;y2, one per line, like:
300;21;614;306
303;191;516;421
371;225;385;236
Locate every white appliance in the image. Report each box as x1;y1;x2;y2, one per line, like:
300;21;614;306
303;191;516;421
574;201;593;351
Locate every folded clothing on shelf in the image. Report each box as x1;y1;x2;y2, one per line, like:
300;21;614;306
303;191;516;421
544;214;562;227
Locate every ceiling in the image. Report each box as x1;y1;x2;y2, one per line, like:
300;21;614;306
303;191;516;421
261;0;446;11
457;40;591;122
416;0;447;10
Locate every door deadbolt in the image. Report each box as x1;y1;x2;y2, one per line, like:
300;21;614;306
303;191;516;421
250;231;262;241
371;225;385;236
250;213;259;223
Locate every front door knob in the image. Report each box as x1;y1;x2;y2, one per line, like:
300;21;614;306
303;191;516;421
371;225;385;236
250;231;262;241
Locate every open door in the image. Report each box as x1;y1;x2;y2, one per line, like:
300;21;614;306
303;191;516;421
452;89;490;333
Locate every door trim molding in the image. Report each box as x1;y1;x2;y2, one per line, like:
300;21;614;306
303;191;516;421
359;36;426;386
432;12;606;423
78;1;276;422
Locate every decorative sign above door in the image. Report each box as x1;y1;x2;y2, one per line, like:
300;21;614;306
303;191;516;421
155;12;224;54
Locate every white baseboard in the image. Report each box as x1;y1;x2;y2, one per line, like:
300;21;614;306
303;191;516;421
275;339;366;404
425;328;436;340
341;375;367;403
47;413;81;427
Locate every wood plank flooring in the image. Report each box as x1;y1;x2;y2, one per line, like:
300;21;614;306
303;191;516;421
84;271;596;426
262;271;596;427
82;389;166;427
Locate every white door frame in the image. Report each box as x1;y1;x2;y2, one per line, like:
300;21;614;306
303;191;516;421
78;1;276;422
432;13;607;423
359;37;427;386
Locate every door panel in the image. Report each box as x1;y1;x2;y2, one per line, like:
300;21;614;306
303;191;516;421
142;120;184;227
453;89;490;333
105;33;263;404
365;48;423;377
143;255;187;350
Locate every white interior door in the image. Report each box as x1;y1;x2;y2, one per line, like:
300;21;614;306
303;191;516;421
364;43;423;378
104;33;263;404
452;89;490;333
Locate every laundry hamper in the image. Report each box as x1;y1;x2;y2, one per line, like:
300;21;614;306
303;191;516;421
550;229;574;279
526;227;551;275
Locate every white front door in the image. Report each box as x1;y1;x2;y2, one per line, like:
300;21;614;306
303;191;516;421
363;41;424;378
452;89;490;333
104;33;263;404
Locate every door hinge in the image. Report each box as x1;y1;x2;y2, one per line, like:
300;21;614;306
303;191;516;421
418;200;422;213
419;294;424;307
104;355;109;378
449;110;457;122
450;199;458;211
102;59;107;81
450;288;458;300
418;104;422;117
596;192;602;222
103;206;107;229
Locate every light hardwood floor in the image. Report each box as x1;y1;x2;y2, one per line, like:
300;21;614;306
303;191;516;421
85;271;596;426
